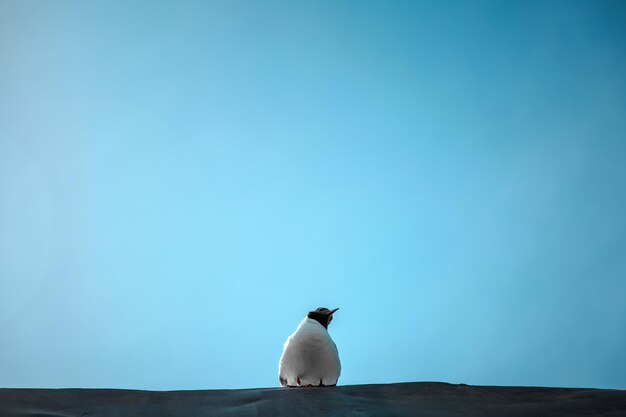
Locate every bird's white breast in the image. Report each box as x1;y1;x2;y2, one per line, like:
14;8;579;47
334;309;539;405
278;317;341;387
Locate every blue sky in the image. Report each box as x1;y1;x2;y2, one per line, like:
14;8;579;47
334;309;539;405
1;0;625;390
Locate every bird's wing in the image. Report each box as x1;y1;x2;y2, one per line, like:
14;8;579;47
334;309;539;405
278;373;288;387
278;337;293;387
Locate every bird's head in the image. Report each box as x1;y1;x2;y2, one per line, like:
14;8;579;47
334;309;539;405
307;307;339;329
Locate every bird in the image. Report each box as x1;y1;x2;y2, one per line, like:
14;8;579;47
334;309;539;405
278;307;341;387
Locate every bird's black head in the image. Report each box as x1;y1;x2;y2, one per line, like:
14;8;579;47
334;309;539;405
307;307;339;329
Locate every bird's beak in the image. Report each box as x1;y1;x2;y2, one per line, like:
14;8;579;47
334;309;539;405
329;308;339;315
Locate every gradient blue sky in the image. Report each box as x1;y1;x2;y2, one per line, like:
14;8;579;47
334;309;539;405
1;1;626;390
